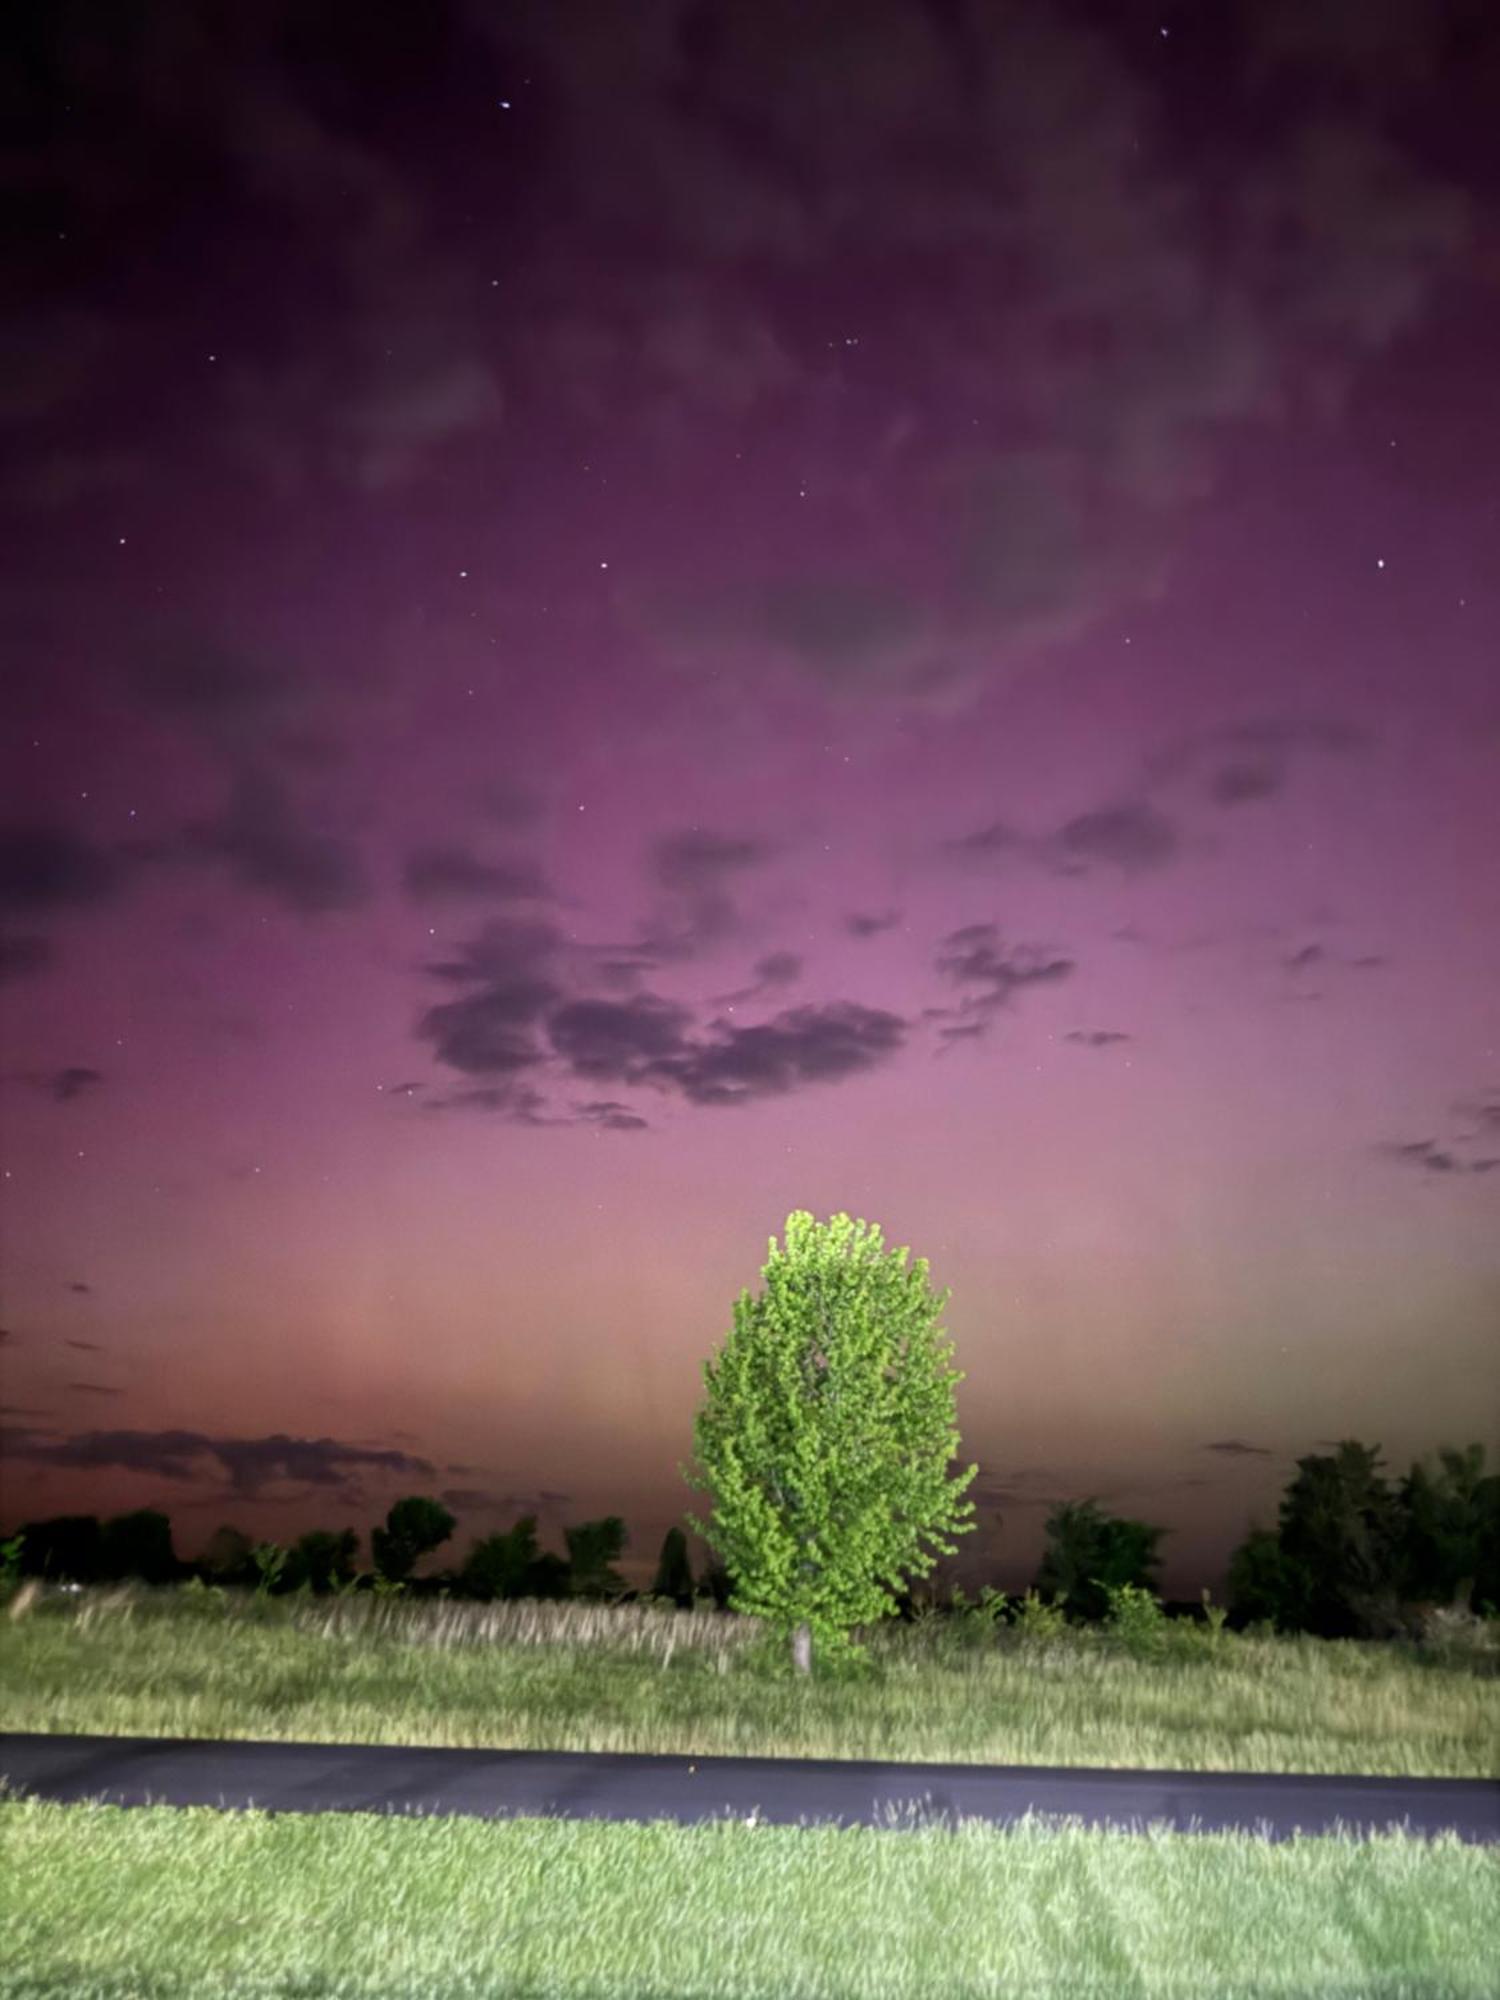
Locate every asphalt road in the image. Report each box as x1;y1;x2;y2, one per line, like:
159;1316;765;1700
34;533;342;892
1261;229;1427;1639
3;1733;1497;1841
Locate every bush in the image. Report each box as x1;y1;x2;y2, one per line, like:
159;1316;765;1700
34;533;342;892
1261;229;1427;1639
1104;1583;1168;1660
1012;1589;1068;1645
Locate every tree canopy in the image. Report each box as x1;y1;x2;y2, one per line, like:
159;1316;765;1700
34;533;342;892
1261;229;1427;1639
687;1209;976;1670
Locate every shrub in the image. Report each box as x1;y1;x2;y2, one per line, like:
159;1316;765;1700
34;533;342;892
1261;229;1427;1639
1104;1582;1168;1660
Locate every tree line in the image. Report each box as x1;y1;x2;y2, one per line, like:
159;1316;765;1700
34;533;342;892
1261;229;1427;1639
9;1436;1493;1640
5;1496;729;1607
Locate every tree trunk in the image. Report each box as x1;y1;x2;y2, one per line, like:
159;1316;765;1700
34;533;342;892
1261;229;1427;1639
791;1621;813;1674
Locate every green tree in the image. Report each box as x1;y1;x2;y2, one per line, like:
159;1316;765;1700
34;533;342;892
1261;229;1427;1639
1035;1499;1164;1623
687;1210;977;1672
371;1496;456;1584
1398;1444;1498;1613
565;1516;629;1598
1277;1440;1401;1636
1226;1525;1305;1629
651;1525;694;1606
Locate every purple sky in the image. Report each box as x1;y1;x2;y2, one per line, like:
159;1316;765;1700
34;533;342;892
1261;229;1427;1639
2;2;1497;1593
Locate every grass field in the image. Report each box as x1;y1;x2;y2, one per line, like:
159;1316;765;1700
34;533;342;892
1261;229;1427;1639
5;1584;1496;1776
4;1796;1497;2000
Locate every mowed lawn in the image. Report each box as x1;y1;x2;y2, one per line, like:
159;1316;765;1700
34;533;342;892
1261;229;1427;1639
4;1586;1497;1776
4;1797;1498;2000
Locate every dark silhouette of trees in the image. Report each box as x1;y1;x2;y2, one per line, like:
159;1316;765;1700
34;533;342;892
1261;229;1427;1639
461;1516;539;1601
101;1509;178;1584
283;1527;359;1594
565;1516;628;1598
1035;1500;1164;1623
1398;1445;1499;1611
651;1525;694;1606
1225;1527;1301;1629
1227;1439;1498;1634
201;1525;255;1584
371;1495;456;1583
19;1514;103;1582
695;1560;733;1609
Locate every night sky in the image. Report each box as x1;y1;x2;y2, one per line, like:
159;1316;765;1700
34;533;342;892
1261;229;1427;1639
3;1;1497;1595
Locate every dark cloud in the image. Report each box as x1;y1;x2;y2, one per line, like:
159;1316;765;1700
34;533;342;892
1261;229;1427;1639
132;637;299;743
418;981;558;1078
660;575;927;686
67;1383;122;1397
0;825;124;913
0;1327;14;1344
68;1282;91;1295
943;822;1025;864
846;909;901;939
1209;762;1283;806
1;1427;435;1496
633;1000;906;1107
649;829;774;894
381;1080;424;1098
572;1099;651;1133
1064;1030;1132;1048
10;3;1475;714
0;934;53;984
183;770;370;914
44;1066;104;1104
1149;717;1371;810
1203;1439;1273;1458
1382;1137;1500;1178
1286;945;1325;970
547;995;697;1081
930;925;1074;1044
1050;803;1181;876
64;1339;102;1354
403;845;551;904
713;950;804;1009
535;988;909;1111
0;1404;49;1418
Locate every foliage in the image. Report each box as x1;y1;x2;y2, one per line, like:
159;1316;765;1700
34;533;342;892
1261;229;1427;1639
1226;1439;1499;1638
566;1516;629;1599
461;1517;539;1602
101;1509;179;1585
178;1574;228;1613
1035;1499;1164;1623
283;1528;360;1595
370;1496;456;1584
17;1514;104;1583
1104;1582;1168;1660
201;1525;256;1585
1012;1588;1068;1644
650;1525;695;1607
1398;1445;1499;1611
0;1532;24;1596
250;1542;288;1597
687;1210;977;1670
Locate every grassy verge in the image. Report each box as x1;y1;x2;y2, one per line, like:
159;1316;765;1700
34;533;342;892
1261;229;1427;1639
5;1586;1496;1776
5;1797;1498;2000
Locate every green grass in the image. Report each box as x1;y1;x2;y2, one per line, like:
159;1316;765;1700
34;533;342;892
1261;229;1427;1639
5;1585;1496;1776
4;1797;1497;1999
